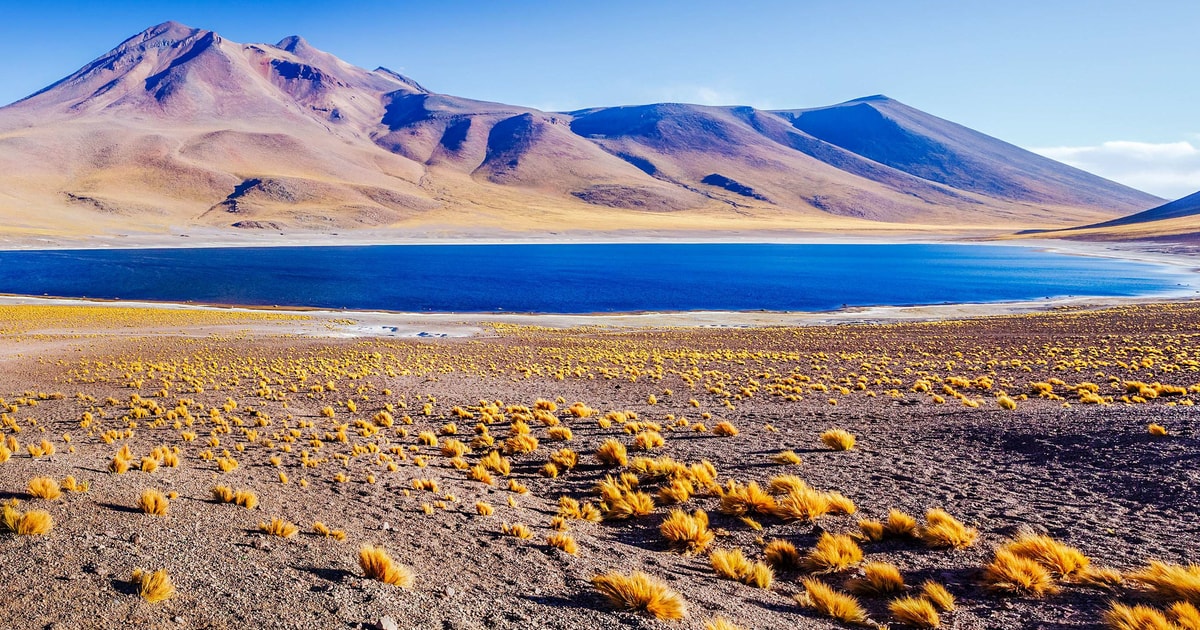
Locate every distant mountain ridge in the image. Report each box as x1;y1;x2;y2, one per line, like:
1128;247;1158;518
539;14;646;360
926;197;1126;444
0;21;1163;238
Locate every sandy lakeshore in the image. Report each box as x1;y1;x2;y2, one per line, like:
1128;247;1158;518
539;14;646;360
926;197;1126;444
0;299;1198;629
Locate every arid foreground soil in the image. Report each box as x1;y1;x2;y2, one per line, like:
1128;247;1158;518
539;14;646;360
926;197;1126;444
0;302;1198;630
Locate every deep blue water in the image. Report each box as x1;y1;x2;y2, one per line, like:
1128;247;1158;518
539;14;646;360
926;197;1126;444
0;244;1190;313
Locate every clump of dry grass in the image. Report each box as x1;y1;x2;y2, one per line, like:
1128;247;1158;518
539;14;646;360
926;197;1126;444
259;517;299;538
503;433;539;455
660;509;714;554
595;439;628;467
212;485;235;503
846;561;905;596
1104;603;1173;630
2;503;53;536
131;569;175;603
712;421;739;437
804;533;864;573
468;464;494;485
598;476;654;520
137;489;169;516
820;429;856;451
591;570;686;620
234;489;258;510
1002;533;1090;577
794;578;869;625
710;548;773;588
480;450;512;475
884;509;919;538
475;501;494;516
719;480;776;517
920;580;956;611
983;549;1058;596
1148;423;1168;436
919;509;977;549
764;539;800;570
771;450;802;465
502;522;534;540
633;431;665;451
312;521;346;540
1128;561;1200;603
60;476;89;493
27;477;62;501
546;532;578;555
704;618;744;630
1078;566;1125;590
858;519;884;542
890;595;941;628
358;545;413;587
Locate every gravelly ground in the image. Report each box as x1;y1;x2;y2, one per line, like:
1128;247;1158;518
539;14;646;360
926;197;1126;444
1;302;1198;630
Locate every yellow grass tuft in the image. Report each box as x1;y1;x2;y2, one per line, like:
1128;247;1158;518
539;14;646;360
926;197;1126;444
132;569;175;603
480;450;512;475
312;521;346;540
475;501;494;516
109;455;131;475
11;509;54;535
1002;533;1090;577
764;539;801;570
1170;602;1200;629
804;533;864;573
820;429;856;451
137;489;169;516
1148;423;1168;436
771;450;802;465
234;489;258;510
919;509;977;549
719;480;777;516
591;570;686;620
358;545;413;587
660;509;714;554
858;519;884;542
983;548;1058;596
1128;561;1200;603
705;618;745;630
633;430;665;451
712;421;739;437
997;395;1018;410
890;595;941;628
1077;566;1124;590
846;561;905;596
546;532;578;555
884;509;918;538
795;577;869;625
60;476;89;493
259;517;299;538
920;580;956;611
469;464;495;485
212;485;234;503
503;433;539;455
502;522;534;539
595;438;628;467
772;485;831;521
27;477;62;501
710;548;774;588
1104;603;1174;630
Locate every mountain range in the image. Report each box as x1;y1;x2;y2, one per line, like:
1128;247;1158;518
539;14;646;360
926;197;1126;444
0;22;1173;240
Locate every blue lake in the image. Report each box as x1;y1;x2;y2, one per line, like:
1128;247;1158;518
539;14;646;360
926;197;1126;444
0;244;1191;313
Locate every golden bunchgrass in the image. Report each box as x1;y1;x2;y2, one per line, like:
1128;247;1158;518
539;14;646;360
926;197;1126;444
983;549;1058;596
27;477;62;501
920;580;956;611
595;439;628;467
660;509;714;554
358;545;413;587
719;480;776;517
1002;533;1090;577
137;489;169;516
795;577;869;625
710;548;773;589
259;517;299;538
918;509;977;549
763;539;800;570
1128;561;1200;603
820;429;856;451
546;532;578;555
132;569;175;603
889;595;941;628
846;561;905;596
591;570;686;620
804;533;864;573
1103;603;1174;630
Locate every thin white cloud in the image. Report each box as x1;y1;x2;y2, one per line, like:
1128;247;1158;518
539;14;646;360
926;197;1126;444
1031;139;1200;200
650;85;763;108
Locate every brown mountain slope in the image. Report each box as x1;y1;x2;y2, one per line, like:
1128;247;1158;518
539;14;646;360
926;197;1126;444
1016;189;1200;242
0;21;1162;240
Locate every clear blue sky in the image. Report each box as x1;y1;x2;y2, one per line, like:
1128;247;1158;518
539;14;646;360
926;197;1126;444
2;0;1198;196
